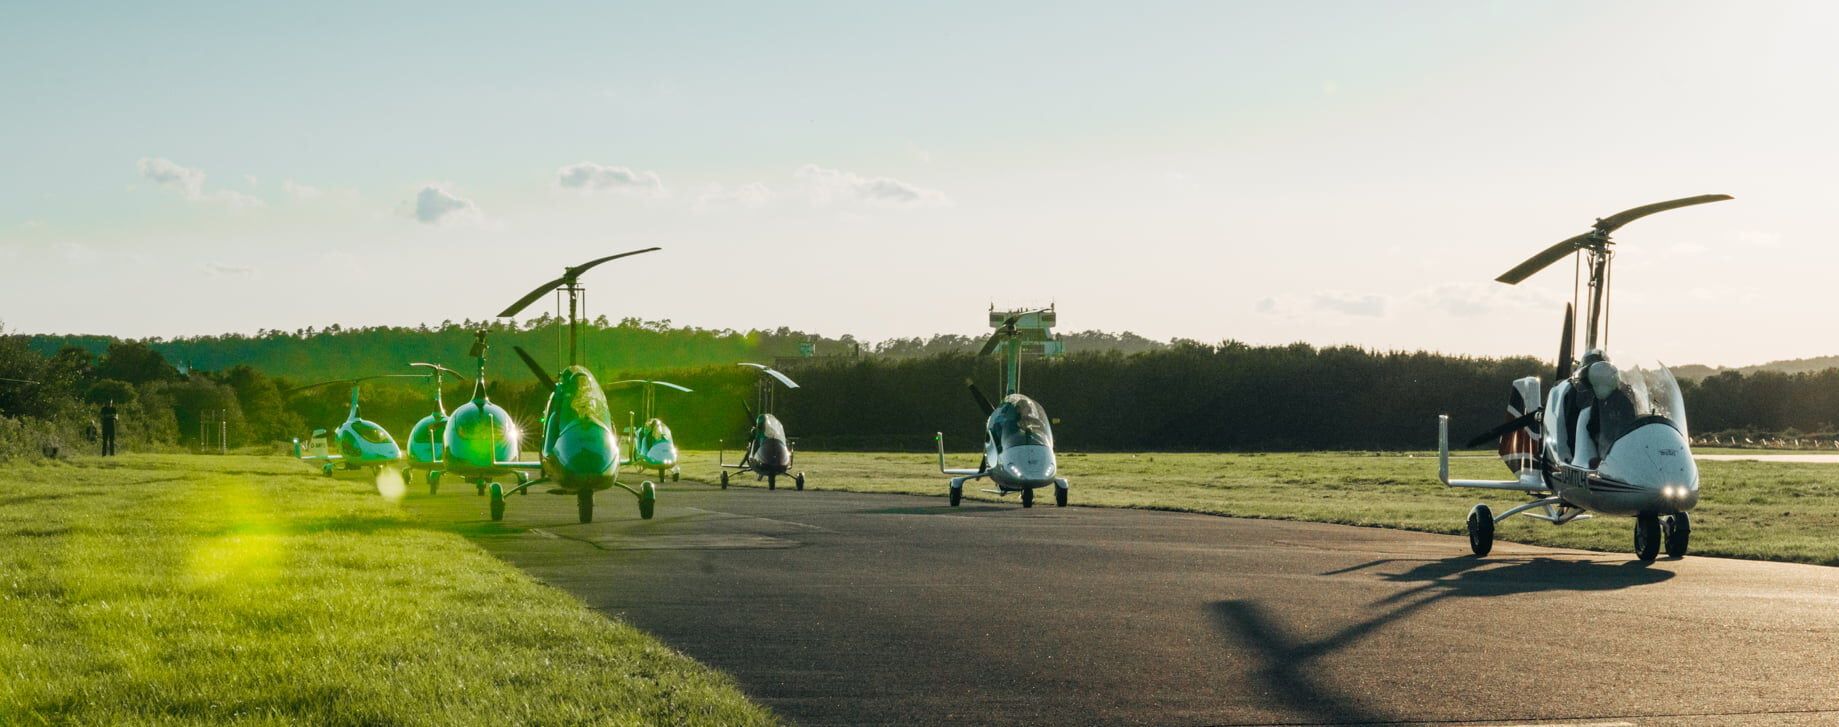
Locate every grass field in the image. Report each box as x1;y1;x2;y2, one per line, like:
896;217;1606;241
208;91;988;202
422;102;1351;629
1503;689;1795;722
0;454;777;726
684;449;1839;566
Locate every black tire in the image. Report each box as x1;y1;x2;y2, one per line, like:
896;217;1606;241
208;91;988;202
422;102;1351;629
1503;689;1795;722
720;471;729;489
795;473;805;491
1664;512;1691;558
672;470;680;482
577;488;594;524
428;470;441;486
949;486;962;507
1022;488;1034;508
1634;512;1661;562
323;464;335;478
1467;504;1494;556
475;482;486;497
768;474;776;491
1055;486;1068;507
401;469;412;486
429;478;439;496
488;483;505;522
659;468;668;482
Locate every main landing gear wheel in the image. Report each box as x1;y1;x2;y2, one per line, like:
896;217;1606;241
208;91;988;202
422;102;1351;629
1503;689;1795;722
1055;485;1068;507
1466;504;1494;557
488;483;504;522
474;482;486;497
672;470;680;482
767;474;777;491
400;469;412;486
720;471;729;489
1634;512;1662;562
949;486;962;507
638;481;656;520
794;473;805;491
576;488;595;524
1664;512;1691;559
1021;488;1034;508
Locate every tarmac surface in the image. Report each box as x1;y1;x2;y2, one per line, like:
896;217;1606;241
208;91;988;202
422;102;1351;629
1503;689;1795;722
410;480;1839;726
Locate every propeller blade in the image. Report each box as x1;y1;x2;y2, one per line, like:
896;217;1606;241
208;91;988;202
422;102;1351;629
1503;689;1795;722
1464;411;1540;449
966;379;996;417
511;346;556;390
1496;232;1592;285
497;275;568;319
1593;194;1733;235
1555;303;1575;382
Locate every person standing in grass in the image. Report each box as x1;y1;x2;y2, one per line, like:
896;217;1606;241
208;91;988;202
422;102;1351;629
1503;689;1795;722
100;400;117;456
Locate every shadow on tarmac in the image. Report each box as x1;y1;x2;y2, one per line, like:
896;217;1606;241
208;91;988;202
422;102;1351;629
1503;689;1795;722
1213;556;1674;723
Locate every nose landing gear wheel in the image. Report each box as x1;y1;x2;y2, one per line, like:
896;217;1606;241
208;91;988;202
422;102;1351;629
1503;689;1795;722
1055;486;1068;507
638;481;656;520
488;483;504;522
1021;488;1034;508
794;473;805;491
1634;512;1661;562
672;470;680;482
720;471;729;489
1664;511;1691;558
576;488;594;524
1466;504;1494;556
322;463;335;477
767;474;777;491
475;482;486;497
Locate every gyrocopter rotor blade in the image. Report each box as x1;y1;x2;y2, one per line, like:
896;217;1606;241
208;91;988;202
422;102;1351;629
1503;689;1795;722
609;379;693;393
511;346;556;390
976;329;1007;357
0;377;39;385
408;363;471;385
496;247;663;318
1496;232;1595;285
966;380;996;417
738;363;799;389
285;374;423;395
1495;195;1732;284
1593;194;1733;235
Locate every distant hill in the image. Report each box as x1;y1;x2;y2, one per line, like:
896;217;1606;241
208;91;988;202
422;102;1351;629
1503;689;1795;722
1673;356;1839;381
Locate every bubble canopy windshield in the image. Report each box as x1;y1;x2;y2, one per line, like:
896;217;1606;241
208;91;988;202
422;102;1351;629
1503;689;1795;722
1597;361;1689;446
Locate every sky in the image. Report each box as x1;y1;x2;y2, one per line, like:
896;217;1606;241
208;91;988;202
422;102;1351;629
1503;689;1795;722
1;1;1833;367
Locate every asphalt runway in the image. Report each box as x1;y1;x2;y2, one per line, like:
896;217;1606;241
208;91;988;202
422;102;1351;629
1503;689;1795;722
409;482;1839;726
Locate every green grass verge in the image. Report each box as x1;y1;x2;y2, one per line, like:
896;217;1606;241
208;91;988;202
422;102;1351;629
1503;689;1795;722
685;449;1839;566
0;454;777;726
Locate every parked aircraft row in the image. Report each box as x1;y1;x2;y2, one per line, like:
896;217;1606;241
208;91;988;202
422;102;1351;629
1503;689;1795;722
292;194;1734;561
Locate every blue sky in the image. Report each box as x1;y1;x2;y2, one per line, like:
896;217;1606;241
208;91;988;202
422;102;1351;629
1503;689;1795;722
2;1;1832;366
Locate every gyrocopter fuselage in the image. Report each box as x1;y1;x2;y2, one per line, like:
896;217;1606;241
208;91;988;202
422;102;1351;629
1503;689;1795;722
1440;194;1731;562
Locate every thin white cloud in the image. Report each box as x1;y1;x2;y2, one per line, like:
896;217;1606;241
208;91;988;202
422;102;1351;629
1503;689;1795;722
695;182;773;210
795;164;949;208
205;262;256;277
557;162;666;195
282;180;323;201
136;157;263;208
1407;282;1562;318
411;184;478;225
1255;291;1389;319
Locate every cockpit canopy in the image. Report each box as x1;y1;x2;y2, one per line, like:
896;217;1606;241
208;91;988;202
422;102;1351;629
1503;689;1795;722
758;414;787;442
351;420;393;444
989;394;1053;451
1598;363;1689;443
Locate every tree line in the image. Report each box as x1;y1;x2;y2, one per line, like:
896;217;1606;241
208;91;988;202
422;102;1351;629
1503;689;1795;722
4;324;1837;458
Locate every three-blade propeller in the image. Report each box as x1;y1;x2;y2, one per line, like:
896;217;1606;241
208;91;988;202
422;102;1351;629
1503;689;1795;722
497;247;663;318
1495;195;1732;284
966;379;996;417
511;346;556;390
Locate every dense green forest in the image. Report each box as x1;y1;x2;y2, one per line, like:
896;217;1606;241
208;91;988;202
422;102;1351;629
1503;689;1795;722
4;322;1839;459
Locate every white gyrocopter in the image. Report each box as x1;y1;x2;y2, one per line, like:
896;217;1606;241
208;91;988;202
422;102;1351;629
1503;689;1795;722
1439;194;1731;562
937;306;1069;508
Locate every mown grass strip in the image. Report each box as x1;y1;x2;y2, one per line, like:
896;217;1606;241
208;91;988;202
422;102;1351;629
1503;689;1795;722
0;454;777;726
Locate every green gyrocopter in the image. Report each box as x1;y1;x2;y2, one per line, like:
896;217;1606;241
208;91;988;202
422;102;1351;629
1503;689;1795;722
402;330;529;497
400;360;467;491
289;375;418;477
611;379;692;482
486;248;664;524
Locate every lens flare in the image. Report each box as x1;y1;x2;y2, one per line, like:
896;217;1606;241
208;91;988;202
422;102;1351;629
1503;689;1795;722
375;465;406;502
